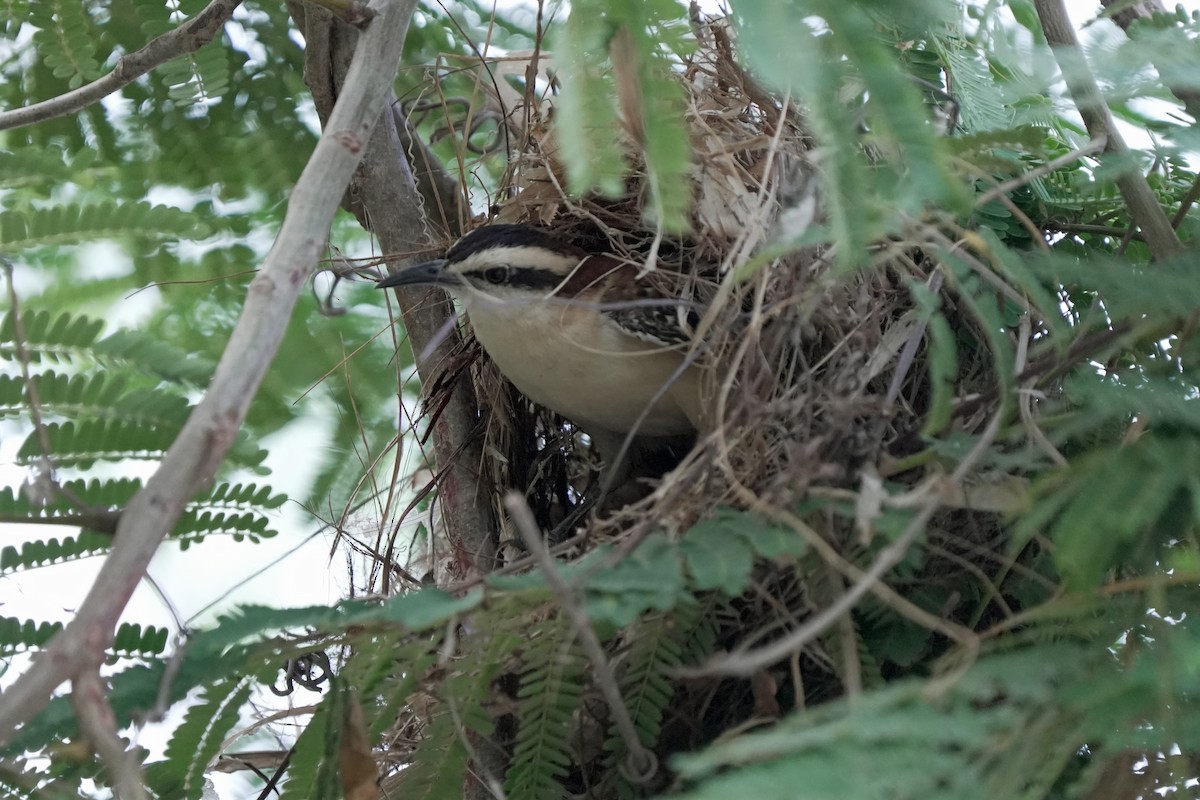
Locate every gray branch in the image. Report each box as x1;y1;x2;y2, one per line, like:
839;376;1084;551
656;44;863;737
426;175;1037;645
72;673;150;800
1034;0;1183;261
0;0;242;132
298;5;496;575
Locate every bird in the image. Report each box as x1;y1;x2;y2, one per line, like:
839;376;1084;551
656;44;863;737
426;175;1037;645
376;223;707;492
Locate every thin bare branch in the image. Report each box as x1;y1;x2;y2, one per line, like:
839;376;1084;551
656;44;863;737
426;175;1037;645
1034;0;1183;261
0;0;420;747
0;512;119;533
72;672;150;800
0;0;242;132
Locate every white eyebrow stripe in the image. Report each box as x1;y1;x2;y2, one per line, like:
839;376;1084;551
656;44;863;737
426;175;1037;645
455;245;581;274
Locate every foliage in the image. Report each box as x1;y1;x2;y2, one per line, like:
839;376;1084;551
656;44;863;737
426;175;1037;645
555;0;695;229
670;632;1200;800
2;0;1200;798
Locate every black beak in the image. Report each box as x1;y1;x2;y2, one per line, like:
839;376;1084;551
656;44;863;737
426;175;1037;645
376;259;458;290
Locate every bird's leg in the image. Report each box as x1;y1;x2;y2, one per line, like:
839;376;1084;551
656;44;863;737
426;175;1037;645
587;428;640;509
544;429;630;542
545;429;696;542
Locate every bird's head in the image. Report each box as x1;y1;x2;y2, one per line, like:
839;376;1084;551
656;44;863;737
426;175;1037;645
376;224;606;306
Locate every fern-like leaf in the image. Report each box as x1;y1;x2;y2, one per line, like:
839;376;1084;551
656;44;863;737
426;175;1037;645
2;0;26;36
0;310;104;365
160;39;231;106
555;4;626;197
505;614;586;800
555;0;693;229
604;598;722;798
177;482;289;543
277;687;345;800
174;508;276;545
112;622;170;657
0;372;129;420
0;616;167;659
93;328;215;385
667;642;1184;800
0;201;210;250
0;530;113;574
1019;432;1200;588
16;419;175;468
0;145;95;190
393;598;521;800
151;678;253;800
203;482;288;511
28;0;101;87
0;617;63;655
0;477;141;515
604;612;684;785
0;371;192;429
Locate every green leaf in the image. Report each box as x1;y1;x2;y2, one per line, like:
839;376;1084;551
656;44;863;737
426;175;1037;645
1020;433;1198;588
152;679;253;800
584;533;688;626
555;6;626;197
29;0;102;87
278;688;343;800
199;587;484;652
0;617;63;655
554;0;694;229
0;201;211;250
112;622;170;657
505;615;586;800
0;310;104;363
686;507;807;560
679;521;755;594
669;644;1094;800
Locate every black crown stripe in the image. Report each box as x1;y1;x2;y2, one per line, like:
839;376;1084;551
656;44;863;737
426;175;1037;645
446;224;583;263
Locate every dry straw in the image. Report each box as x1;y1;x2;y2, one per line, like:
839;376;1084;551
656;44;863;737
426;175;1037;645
417;15;1005;603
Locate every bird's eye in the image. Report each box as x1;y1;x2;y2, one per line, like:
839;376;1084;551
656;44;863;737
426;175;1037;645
482;266;510;284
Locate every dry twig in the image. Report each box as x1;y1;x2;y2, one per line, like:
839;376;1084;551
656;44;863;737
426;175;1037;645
72;672;150;800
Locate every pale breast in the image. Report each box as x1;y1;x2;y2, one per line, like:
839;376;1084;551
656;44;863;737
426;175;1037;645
463;296;700;437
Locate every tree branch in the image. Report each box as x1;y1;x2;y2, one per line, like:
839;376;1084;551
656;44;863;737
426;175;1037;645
0;0;242;132
0;0;419;747
297;6;496;576
1034;0;1183;261
0;512;119;534
72;672;149;800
